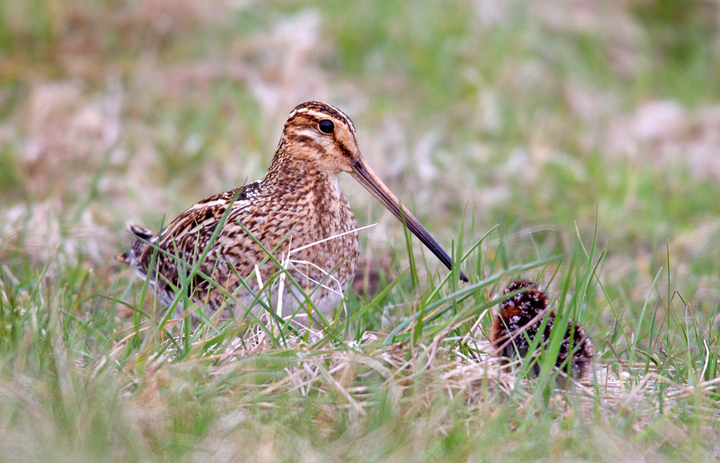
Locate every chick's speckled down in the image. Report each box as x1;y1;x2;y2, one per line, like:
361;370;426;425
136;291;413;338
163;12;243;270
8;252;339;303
491;280;594;380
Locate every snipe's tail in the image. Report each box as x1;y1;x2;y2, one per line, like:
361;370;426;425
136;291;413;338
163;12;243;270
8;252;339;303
116;222;155;265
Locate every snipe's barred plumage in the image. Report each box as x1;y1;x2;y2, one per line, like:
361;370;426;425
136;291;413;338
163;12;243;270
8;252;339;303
491;280;594;381
118;101;467;320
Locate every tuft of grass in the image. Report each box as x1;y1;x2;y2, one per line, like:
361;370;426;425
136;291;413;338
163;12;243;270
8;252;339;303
2;217;719;461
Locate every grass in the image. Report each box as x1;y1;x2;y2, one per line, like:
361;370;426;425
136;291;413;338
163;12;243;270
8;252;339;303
1;0;720;461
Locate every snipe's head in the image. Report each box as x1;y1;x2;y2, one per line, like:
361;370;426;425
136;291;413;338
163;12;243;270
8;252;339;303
277;101;468;282
278;101;361;175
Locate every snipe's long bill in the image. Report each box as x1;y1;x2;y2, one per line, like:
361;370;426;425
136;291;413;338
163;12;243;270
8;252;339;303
118;101;467;320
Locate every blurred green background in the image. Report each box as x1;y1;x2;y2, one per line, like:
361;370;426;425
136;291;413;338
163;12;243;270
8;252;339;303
2;0;719;310
1;0;720;460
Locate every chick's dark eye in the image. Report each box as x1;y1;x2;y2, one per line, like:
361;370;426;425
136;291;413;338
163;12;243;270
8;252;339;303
318;120;334;134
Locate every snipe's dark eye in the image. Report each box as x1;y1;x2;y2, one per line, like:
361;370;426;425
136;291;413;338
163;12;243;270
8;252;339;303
318;120;334;134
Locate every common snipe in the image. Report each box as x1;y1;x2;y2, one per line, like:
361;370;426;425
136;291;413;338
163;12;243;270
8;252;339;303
118;101;467;321
491;280;594;380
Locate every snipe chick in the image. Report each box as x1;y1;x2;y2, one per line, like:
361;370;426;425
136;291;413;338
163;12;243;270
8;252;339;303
118;101;466;321
491;280;593;381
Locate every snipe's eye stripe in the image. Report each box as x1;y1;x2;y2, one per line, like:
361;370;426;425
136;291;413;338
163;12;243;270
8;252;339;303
286;101;356;136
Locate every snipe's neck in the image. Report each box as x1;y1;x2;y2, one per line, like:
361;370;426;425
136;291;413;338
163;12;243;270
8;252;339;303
261;144;333;194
